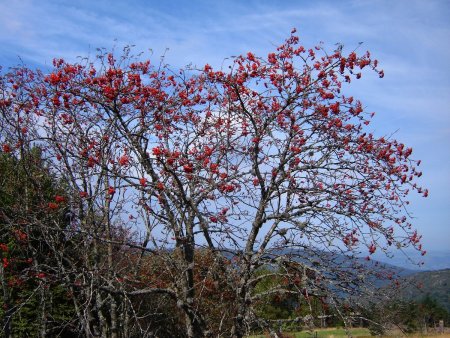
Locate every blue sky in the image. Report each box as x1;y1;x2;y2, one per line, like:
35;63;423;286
1;0;449;255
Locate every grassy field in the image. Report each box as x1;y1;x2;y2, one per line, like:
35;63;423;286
247;327;450;338
248;327;370;338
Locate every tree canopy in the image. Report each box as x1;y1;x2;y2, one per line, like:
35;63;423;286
0;30;427;337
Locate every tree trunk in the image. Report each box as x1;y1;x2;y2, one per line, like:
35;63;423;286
231;271;253;338
183;244;203;338
180;232;210;338
109;295;118;338
231;285;247;338
39;285;47;338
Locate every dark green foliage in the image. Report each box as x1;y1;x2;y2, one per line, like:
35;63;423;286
397;269;450;312
253;269;295;321
252;268;335;333
0;149;78;337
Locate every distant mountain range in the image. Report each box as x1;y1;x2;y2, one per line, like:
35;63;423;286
286;249;449;310
223;248;450;310
371;250;450;271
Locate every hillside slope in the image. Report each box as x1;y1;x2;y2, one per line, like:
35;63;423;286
395;269;450;312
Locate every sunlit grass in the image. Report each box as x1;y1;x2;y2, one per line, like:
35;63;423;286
248;327;370;338
247;327;449;338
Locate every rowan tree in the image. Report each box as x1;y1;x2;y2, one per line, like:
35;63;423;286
0;30;426;337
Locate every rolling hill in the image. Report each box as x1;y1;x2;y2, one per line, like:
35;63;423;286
394;269;450;312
